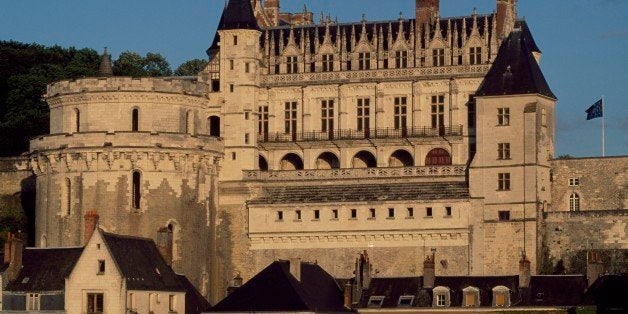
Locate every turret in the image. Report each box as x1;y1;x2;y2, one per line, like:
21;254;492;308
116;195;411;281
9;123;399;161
416;0;439;26
98;47;113;77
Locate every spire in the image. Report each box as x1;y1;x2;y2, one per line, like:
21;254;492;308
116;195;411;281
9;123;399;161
98;47;113;77
217;0;259;31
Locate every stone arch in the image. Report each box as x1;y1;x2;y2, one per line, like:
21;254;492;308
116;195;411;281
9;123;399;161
131;107;139;132
280;153;304;170
389;149;414;167
316;152;340;169
352;151;377;168
208;115;221;137
569;193;580;211
425;148;452;166
259;154;269;171
132;170;142;210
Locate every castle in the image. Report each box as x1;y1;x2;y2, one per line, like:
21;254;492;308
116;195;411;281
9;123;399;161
0;0;625;305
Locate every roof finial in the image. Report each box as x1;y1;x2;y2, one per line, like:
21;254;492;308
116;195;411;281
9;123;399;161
98;47;113;77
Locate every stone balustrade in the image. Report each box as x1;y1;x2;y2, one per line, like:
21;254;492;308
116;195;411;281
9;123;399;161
30;131;222;153
46;77;209;98
243;165;466;181
260;64;490;87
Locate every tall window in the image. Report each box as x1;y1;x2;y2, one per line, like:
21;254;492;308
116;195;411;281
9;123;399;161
468;95;476;128
64;178;71;216
208;116;221;137
395;50;408;68
394;97;407;131
132;108;139;131
321;100;334;134
287;56;298;73
322;54;334;72
258;105;269;136
284;102;298;140
498;173;511;191
87;293;104;314
169;295;176;312
132;171;141;210
357;98;371;135
470;47;482;65
569;193;580;211
186;110;194;134
498;108;510;126
436;294;446;307
74;108;81;133
431;95;445;131
27;293;40;311
432;48;445;66
498;143;511;160
358;52;371;70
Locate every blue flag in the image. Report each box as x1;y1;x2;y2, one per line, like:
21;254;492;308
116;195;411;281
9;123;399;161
586;99;603;120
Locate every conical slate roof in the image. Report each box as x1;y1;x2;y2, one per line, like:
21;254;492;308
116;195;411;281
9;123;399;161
98;47;113;77
476;21;555;99
218;0;259;31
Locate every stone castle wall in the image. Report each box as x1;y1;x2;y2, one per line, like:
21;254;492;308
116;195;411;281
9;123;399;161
541;210;628;273
550;156;628;211
0;157;32;196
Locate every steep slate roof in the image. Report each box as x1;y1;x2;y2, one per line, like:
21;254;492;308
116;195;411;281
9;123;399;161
358;277;425;307
210;260;348;312
5;247;83;292
177;274;212;314
476;21;556;99
525;275;587;306
581;274;628;310
218;0;259;31
101;232;184;292
249;182;469;205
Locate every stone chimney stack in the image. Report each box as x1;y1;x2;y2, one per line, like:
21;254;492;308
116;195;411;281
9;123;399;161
289;257;301;281
3;232;12;264
98;47;113;77
362;251;372;288
423;251;436;288
6;232;24;283
264;0;280;26
416;0;439;26
496;0;517;39
587;250;605;287
518;254;531;289
156;227;173;266
227;272;244;295
83;210;99;245
343;282;353;308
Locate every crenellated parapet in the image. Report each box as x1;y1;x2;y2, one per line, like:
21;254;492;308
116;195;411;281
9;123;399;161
46;77;210;99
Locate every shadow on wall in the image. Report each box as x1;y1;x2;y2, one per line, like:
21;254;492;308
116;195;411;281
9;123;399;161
20;175;36;246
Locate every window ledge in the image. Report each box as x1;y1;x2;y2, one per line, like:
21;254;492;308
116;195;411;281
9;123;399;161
293;219;302;222
405;216;415;220
275;219;283;223
386;217;395;220
367;217;376;220
443;215;453;219
311;219;320;222
349;217;357;220
424;216;433;219
330;218;339;221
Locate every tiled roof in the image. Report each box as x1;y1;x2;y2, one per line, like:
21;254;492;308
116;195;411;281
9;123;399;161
101;232;184;292
476;21;556;99
5;247;83;292
210;260;349;312
249;182;469;205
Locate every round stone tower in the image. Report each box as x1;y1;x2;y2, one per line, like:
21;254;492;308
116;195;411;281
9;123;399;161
30;74;223;298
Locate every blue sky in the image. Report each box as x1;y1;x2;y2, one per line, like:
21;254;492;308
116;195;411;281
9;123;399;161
1;0;626;157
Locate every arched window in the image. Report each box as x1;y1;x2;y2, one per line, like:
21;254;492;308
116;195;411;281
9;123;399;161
316;152;340;169
569;193;580;211
259;155;269;171
280;153;304;170
132;171;141;210
425;148;452;166
208;116;221;137
389;150;414;167
64;178;71;216
74;108;80;133
352;151;377;168
132;108;139;131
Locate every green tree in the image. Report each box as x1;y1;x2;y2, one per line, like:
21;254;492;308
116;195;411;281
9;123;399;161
112;51;146;77
175;59;208;76
0;194;28;249
144;52;172;77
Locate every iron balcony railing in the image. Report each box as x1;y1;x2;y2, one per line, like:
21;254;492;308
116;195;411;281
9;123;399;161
259;125;463;143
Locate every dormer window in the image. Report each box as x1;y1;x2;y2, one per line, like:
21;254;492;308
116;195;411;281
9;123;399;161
470;47;482;65
432;49;445;66
395;50;408;68
358;52;371;70
287;56;298;74
322;54;334;72
367;296;385;308
398;295;414;307
492;286;511;307
432;286;450;307
463;286;480;307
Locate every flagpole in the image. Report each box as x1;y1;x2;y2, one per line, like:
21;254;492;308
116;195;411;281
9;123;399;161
602;96;605;157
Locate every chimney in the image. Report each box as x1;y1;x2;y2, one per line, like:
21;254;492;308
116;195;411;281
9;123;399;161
352;251;372;304
227;272;243;295
496;0;517;39
343;282;353;309
586;250;605;287
289;258;301;281
4;232;13;264
156;227;173;266
416;0;439;26
83;210;99;245
423;250;436;289
98;47;113;77
518;254;531;289
361;250;372;289
7;232;24;283
264;0;280;26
